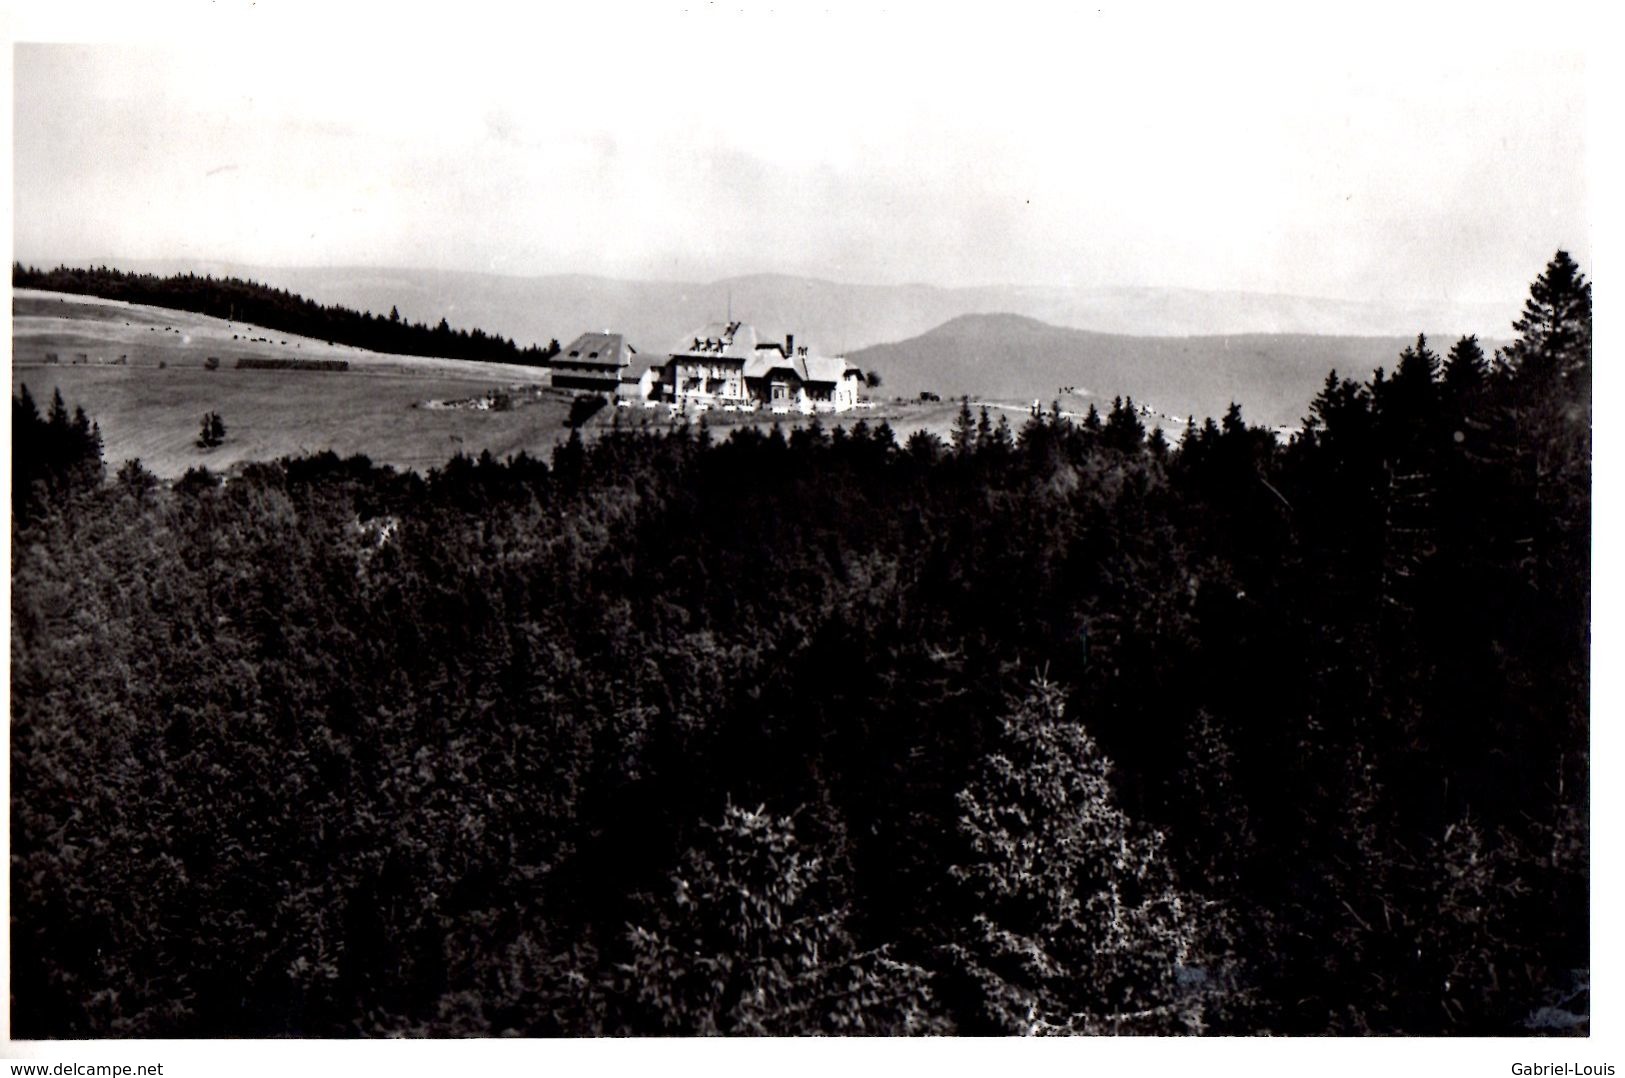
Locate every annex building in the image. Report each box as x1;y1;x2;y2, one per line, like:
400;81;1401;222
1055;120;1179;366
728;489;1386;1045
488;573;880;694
548;332;656;400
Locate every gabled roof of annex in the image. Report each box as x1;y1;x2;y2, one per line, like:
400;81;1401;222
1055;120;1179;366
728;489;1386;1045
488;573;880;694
558;332;636;368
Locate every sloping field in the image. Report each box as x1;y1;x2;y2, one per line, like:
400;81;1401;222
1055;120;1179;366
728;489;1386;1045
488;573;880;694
12;290;578;477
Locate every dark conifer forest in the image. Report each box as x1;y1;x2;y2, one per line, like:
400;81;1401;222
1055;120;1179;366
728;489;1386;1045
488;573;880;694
9;254;1591;1036
12;263;562;366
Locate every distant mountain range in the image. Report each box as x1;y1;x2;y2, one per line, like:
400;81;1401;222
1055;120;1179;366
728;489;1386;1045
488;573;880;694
850;313;1468;430
87;258;1515;357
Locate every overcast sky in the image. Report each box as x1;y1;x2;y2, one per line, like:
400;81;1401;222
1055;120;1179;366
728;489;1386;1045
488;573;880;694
8;2;1593;304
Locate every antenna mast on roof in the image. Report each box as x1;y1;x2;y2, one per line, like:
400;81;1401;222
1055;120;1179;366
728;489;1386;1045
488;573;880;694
727;286;733;323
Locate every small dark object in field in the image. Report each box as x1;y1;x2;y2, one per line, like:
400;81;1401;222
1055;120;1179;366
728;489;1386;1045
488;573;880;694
196;411;226;449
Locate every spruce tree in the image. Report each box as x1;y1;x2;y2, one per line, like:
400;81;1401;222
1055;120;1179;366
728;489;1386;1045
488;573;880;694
1502;250;1591;400
951;398;975;456
948;676;1213;1034
615;801;947;1035
1104;396;1146;452
1442;335;1487;397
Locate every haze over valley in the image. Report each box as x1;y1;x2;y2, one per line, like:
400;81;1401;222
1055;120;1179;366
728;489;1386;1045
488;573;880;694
99;257;1516;357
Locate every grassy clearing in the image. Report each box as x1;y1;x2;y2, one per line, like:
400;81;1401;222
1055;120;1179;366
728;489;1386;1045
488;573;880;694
10;364;593;477
13;290;574;476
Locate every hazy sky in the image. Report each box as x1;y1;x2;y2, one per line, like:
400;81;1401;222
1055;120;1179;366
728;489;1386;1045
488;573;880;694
9;2;1593;304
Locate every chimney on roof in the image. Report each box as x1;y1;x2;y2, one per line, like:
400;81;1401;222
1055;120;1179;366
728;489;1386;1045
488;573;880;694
785;333;794;357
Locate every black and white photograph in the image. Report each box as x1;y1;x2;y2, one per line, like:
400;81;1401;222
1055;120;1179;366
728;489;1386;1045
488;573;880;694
3;1;1609;1072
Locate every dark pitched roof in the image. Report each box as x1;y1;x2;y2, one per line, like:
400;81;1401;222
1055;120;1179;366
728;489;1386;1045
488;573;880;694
560;331;635;368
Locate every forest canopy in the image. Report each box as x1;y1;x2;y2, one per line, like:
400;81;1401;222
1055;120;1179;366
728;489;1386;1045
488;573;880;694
8;253;1591;1037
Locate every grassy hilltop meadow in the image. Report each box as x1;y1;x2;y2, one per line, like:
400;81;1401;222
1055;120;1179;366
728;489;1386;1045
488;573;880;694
10;289;573;477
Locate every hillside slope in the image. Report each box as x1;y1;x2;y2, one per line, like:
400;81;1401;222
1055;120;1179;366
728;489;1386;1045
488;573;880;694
11;290;572;477
850;313;1475;429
